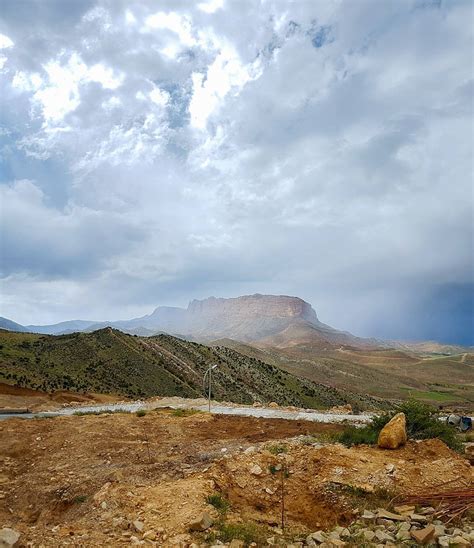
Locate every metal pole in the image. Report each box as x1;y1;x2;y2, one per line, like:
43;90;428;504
208;365;212;412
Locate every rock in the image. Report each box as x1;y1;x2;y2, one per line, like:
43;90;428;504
229;540;245;548
433;524;445;538
268;402;279;408
396;529;411;541
252;402;262;408
307;531;326;544
377;413;407;449
363;531;375;541
449;536;470;546
376;509;406;521
0;528;20;547
249;464;263;476
133;521;144;533
361;510;376;521
328;404;353;415
410;513;428;523
410;525;435;545
438;537;450;548
393;504;415;515
189;512;214;531
142;530;156;541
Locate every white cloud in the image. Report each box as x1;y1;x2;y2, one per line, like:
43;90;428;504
0;0;472;342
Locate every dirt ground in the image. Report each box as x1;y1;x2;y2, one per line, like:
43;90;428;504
1;410;472;547
0;383;124;412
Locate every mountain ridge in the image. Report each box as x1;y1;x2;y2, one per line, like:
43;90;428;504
1;294;471;353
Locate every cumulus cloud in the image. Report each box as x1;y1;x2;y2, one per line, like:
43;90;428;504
0;0;472;343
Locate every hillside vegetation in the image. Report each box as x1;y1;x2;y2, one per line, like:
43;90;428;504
0;328;383;410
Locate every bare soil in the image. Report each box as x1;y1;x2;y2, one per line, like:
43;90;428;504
0;411;471;547
0;382;122;411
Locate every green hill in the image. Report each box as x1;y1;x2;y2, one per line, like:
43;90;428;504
0;328;384;410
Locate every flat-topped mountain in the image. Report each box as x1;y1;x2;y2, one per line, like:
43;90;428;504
1;294;369;348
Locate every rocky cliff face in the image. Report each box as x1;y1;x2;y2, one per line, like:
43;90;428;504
187;294;319;323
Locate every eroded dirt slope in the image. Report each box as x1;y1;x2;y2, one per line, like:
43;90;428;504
1;411;471;547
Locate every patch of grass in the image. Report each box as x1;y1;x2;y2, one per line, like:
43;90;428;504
72;495;88;504
267;443;288;455
206;493;230;513
171;408;201;417
73;409;130;416
136;409;147;417
336;400;463;452
211;522;268;545
401;388;461;402
333;483;395;512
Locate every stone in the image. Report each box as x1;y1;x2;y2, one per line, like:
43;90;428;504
229;540;245;548
376;509;406;521
132;521;144;533
377;413;407;449
410;513;428;523
268;402;279;408
142;530;156;541
396;529;411;541
252;402;262;408
410;525;435;545
437;537;450;548
433;525;445;538
250;464;263;476
189;512;214;531
308;531;326;544
363;531;375;541
361;510;376;521
393;504;415;515
0;528;20;548
449;536;470;546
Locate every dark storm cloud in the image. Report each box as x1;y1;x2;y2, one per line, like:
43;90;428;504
0;0;472;343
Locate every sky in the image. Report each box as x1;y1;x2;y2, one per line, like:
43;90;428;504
0;0;473;344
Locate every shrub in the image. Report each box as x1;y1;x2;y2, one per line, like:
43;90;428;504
136;409;147;417
267;443;288;455
337;400;462;452
206;493;230;513
73;495;88;504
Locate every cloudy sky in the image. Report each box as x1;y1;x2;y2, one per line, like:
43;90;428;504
0;0;472;344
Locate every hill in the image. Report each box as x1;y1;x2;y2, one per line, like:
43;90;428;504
0;328;383;410
213;338;474;407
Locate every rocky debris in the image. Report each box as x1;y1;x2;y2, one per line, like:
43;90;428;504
298;508;473;547
189;512;214;531
0;528;20;547
378;412;407;449
328;404;353;415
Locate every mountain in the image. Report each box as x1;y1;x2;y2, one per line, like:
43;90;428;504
1;294;377;348
0;317;27;332
0;328;384;410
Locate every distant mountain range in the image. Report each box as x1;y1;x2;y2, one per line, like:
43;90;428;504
0;294;469;354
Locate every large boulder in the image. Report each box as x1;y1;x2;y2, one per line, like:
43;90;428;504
378;412;407;449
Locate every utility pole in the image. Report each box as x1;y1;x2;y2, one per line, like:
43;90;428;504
203;364;218;413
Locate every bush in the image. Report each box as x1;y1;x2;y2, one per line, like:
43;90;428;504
136;409;147;417
337;400;462;452
206;493;230;513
